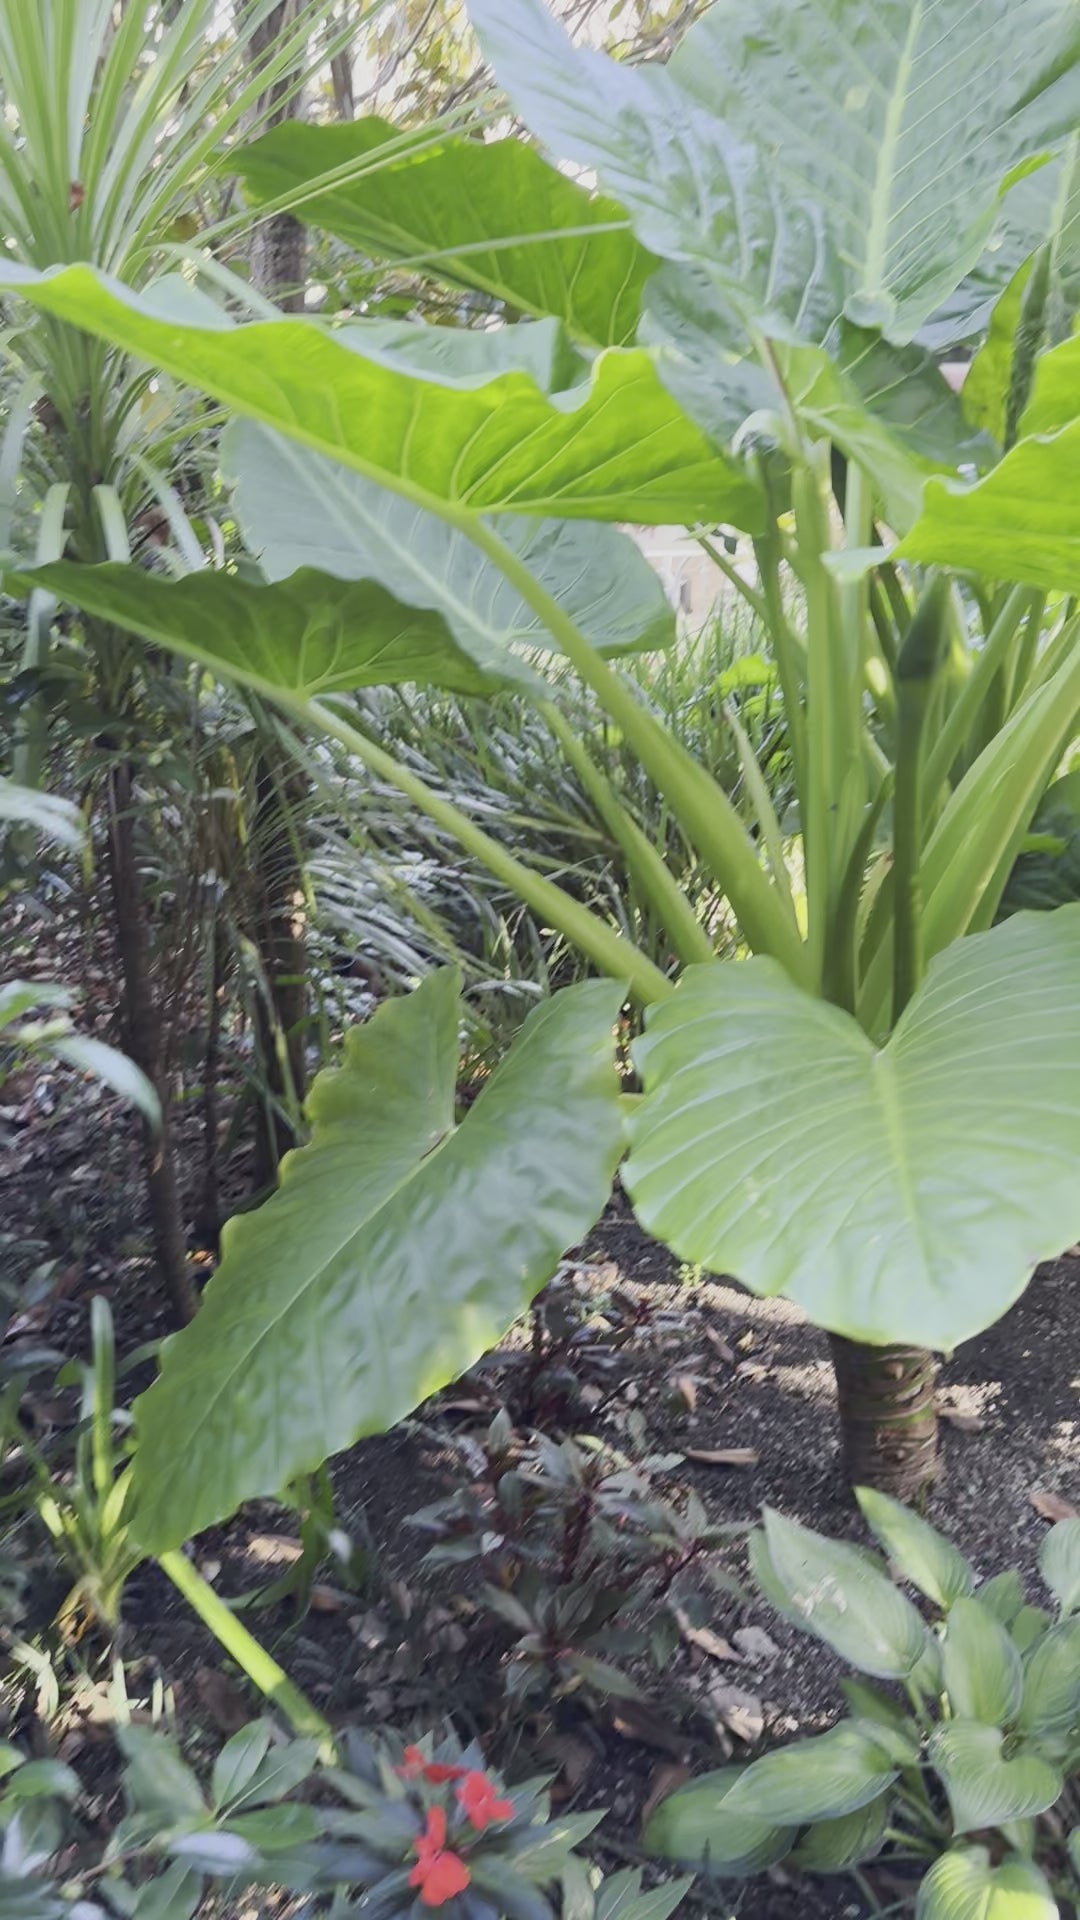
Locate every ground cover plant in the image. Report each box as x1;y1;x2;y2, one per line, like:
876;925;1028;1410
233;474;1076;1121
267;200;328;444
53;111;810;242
5;0;1080;1915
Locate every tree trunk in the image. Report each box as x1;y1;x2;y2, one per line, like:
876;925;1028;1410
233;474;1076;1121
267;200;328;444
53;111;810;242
829;1335;937;1500
107;764;198;1325
247;1;309;1187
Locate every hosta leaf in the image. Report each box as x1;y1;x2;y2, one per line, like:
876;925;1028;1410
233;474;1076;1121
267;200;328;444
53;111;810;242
759;1509;929;1678
17;564;501;699
468;0;1080;343
130;972;624;1551
942;1599;1024;1726
1017;1615;1080;1732
916;1847;1058;1920
0;263;762;529
232;118;656;348
856;1488;975;1608
1039;1517;1080;1614
977;1572;1027;1629
790;1793;891;1873
625;908;1080;1348
642;1767;794;1878
222;422;675;674
720;1724;899;1826
928;1723;1063;1833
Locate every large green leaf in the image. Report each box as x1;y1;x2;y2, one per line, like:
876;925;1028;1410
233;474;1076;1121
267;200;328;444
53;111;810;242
467;0;1080;343
928;1723;1063;1833
790;1795;890;1874
719;1724;899;1826
232;118;656;349
642;1767;795;1878
130;971;624;1551
897;418;1080;589
916;1848;1058;1920
942;1599;1024;1726
624;908;1080;1348
856;1488;974;1609
14;564;504;699
1017;1615;1080;1733
221;423;675;674
759;1509;930;1678
0;263;761;529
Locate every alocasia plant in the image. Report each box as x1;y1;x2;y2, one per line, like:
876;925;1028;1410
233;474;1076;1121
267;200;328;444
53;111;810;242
6;0;1080;1540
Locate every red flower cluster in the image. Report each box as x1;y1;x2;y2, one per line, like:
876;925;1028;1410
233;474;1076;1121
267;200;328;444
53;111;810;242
402;1755;516;1907
409;1806;471;1907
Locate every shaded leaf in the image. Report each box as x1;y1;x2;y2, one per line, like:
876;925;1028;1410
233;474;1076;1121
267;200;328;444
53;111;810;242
1017;1614;1080;1732
790;1793;890;1873
642;1765;795;1878
131;972;624;1551
223;423;675;678
1038;1517;1080;1614
757;1510;929;1678
233;117;655;348
720;1724;898;1825
626;911;1080;1349
117;1728;206;1820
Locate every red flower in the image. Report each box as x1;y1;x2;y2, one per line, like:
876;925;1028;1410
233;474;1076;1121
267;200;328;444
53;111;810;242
409;1805;471;1906
398;1745;467;1784
456;1770;514;1832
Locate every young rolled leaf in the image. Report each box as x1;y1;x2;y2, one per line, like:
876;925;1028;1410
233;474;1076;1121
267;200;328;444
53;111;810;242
916;1847;1057;1920
625;908;1080;1349
232;117;656;348
130;971;625;1551
467;0;1080;342
222;423;676;672
0;263;762;529
642;1767;795;1878
927;1722;1063;1833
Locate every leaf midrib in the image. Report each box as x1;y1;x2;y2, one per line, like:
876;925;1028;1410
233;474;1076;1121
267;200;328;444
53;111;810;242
863;0;924;300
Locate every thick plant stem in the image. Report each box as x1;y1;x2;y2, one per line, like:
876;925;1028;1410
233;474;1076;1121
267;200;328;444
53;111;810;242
107;764;197;1325
829;1335;937;1499
158;1549;334;1754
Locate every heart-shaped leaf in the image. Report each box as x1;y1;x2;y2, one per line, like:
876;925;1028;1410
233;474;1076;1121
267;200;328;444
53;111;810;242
720;1724;898;1826
1039;1518;1080;1614
0;263;762;530
916;1847;1057;1920
222;423;675;676
761;1509;929;1678
857;1489;974;1609
942;1600;1024;1727
928;1723;1063;1833
131;972;624;1550
625;908;1080;1348
642;1766;795;1878
232;118;655;348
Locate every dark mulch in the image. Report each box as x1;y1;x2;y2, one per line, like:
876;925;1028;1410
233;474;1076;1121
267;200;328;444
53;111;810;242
4;1033;1080;1920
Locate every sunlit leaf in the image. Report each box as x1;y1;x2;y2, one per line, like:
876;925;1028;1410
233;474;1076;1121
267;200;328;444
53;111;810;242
916;1847;1057;1920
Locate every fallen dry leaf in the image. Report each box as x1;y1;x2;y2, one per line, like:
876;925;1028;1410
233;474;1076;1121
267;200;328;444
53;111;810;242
1030;1489;1079;1522
671;1374;698;1413
703;1327;736;1364
939;1407;986;1434
684;1446;760;1468
674;1607;739;1663
245;1534;303;1567
309;1583;353;1613
641;1762;690;1828
194;1666;251;1734
708;1680;764;1743
609;1699;689;1757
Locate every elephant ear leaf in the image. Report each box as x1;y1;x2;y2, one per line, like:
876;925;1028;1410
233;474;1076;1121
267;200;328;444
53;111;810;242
232;117;656;349
624;908;1080;1349
468;0;1080;343
131;972;625;1552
